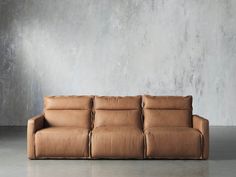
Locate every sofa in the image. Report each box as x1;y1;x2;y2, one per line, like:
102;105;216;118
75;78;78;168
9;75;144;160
27;95;209;160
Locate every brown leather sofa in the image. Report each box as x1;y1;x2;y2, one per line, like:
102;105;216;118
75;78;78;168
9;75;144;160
27;95;209;160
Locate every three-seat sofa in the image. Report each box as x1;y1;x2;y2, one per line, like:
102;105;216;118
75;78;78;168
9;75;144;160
27;95;209;160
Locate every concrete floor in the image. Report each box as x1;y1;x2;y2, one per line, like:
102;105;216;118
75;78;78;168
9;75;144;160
0;127;236;177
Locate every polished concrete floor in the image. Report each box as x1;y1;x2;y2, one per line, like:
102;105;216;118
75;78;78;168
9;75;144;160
0;126;236;177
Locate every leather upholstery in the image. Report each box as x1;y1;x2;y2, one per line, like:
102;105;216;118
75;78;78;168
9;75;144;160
145;127;202;158
143;95;192;128
91;127;144;158
27;114;45;159
94;110;141;128
35;127;89;158
27;95;209;160
143;95;192;109
94;96;141;110
44;96;92;110
92;96;143;158
94;96;142;128
45;110;91;128
144;109;191;128
44;96;92;128
193;115;209;159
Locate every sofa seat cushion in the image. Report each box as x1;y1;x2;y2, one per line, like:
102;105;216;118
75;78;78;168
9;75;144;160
91;127;144;158
145;127;202;159
35;127;89;158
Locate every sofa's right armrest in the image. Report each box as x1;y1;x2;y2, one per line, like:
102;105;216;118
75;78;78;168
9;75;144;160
193;115;209;159
27;114;45;159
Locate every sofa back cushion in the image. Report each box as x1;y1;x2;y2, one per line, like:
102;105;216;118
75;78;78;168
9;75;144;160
143;95;192;129
94;96;142;128
44;96;92;128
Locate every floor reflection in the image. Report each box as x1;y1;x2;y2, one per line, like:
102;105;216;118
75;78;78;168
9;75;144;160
27;160;209;177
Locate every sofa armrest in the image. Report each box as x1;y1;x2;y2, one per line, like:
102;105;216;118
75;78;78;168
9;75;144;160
27;114;45;159
193;115;209;159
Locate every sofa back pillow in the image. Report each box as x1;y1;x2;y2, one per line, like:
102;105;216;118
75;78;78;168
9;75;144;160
44;96;92;128
94;96;142;129
143;95;192;129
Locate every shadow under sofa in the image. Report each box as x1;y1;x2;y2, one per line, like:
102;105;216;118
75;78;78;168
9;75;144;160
27;95;209;160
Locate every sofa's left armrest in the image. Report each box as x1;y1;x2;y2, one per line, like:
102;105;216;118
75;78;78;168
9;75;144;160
193;115;209;159
27;114;45;159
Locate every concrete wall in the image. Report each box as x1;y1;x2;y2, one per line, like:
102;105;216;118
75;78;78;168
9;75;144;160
0;0;236;125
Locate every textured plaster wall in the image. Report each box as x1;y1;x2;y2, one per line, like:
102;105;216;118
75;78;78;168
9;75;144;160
0;0;236;125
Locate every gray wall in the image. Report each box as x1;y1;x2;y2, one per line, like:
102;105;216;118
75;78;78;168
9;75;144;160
0;0;236;125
